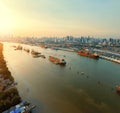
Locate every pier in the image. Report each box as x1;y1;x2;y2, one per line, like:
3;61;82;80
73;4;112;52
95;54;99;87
94;49;120;64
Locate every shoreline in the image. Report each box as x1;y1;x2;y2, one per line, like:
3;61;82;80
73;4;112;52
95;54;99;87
0;43;21;112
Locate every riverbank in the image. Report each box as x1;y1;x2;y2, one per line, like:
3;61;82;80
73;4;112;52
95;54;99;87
3;42;120;113
0;43;21;112
100;55;120;64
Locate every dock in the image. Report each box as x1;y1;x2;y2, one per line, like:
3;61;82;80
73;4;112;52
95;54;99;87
100;55;120;64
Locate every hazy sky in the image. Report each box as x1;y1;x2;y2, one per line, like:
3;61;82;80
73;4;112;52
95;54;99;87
0;0;120;38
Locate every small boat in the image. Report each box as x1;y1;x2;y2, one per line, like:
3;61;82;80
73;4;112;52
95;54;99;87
24;48;30;53
14;45;22;50
49;56;66;65
31;50;41;55
32;54;41;58
40;45;48;49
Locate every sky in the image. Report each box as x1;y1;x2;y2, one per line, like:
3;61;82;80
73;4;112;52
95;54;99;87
0;0;120;38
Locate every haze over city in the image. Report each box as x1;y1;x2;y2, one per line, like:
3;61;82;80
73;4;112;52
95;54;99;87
0;1;120;113
0;0;120;38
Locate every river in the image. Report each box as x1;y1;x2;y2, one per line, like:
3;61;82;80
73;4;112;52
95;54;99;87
3;42;120;113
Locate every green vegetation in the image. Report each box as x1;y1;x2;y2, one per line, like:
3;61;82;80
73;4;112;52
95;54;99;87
0;43;14;81
0;43;21;112
0;88;21;112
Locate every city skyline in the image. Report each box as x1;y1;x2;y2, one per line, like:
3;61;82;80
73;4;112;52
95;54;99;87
0;0;120;38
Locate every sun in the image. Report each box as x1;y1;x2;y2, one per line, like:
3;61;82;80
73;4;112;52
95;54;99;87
0;2;15;35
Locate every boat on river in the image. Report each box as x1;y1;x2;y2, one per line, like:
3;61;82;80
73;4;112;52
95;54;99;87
31;50;41;55
40;45;48;49
32;54;41;58
49;56;66;65
32;54;46;58
78;50;99;59
24;48;30;53
14;45;23;50
40;55;46;58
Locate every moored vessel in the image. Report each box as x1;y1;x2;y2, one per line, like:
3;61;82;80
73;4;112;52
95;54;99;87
40;45;48;49
78;50;99;59
24;48;30;53
14;45;22;50
31;50;41;55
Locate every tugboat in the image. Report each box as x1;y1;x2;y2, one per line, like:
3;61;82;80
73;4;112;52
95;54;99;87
31;50;41;58
31;50;41;55
77;50;99;59
49;56;66;65
32;54;41;58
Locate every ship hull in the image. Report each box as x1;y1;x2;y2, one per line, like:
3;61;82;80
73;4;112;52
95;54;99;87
49;56;66;65
78;51;99;59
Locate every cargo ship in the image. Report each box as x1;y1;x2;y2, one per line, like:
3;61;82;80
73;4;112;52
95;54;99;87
49;56;66;65
78;50;99;59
